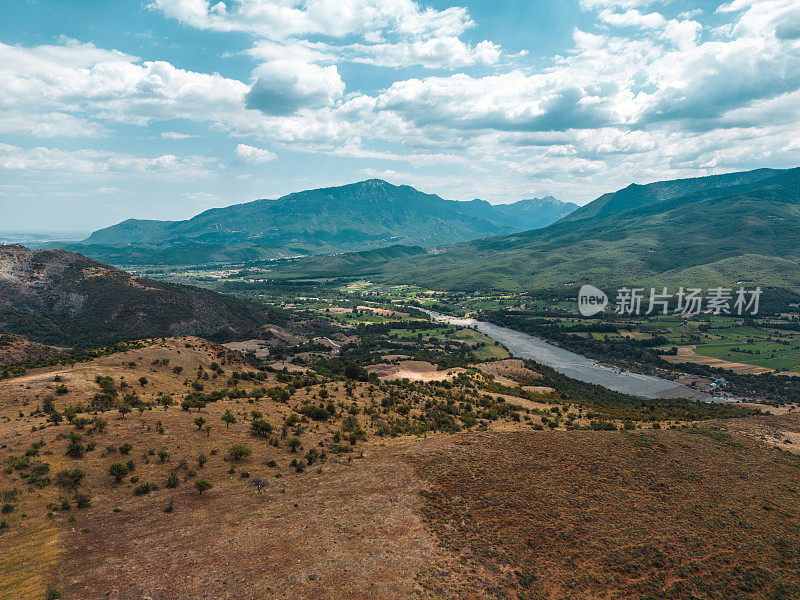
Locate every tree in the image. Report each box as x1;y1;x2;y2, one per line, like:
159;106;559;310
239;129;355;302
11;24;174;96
288;438;302;453
221;410;236;429
251;418;274;437
118;404;131;419
228;444;252;462
195;479;212;495
108;463;129;483
55;469;84;490
194;416;206;430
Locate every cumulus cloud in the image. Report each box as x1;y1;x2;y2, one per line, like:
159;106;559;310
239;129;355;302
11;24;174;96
598;9;665;29
234;143;277;164
152;0;500;70
0;41;248;132
245;60;344;115
4;0;800;210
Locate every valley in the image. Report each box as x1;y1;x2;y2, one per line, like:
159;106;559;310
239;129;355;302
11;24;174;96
5;168;800;600
6;1;800;598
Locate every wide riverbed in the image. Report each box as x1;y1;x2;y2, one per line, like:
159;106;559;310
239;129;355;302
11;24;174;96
419;309;713;401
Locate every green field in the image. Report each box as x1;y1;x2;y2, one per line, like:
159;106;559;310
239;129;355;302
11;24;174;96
452;328;511;361
693;340;800;371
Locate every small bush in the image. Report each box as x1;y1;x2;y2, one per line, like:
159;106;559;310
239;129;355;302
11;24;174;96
229;444;252;462
74;493;91;509
133;483;152;496
195;479;212;495
108;463;129;483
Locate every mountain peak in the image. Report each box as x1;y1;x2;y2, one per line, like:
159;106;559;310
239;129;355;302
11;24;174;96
62;179;577;265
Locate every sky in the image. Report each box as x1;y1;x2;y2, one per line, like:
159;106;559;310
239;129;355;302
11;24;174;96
2;0;800;232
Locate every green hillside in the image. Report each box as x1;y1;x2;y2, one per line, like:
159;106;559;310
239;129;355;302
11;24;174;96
263;167;800;293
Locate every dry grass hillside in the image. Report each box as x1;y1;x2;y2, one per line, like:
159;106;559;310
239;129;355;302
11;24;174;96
0;337;798;599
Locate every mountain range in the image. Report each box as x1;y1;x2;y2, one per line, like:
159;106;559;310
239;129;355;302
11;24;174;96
265;166;800;293
53;180;576;265
0;245;290;347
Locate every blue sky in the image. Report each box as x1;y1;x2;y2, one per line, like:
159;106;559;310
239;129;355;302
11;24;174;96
2;0;799;232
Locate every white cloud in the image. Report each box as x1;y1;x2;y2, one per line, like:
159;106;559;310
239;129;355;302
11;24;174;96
245;60;344;115
4;0;800;210
161;131;198;139
150;0;473;40
598;9;665;29
0;41;248;134
340;37;500;68
153;0;501;70
0;143;217;178
580;0;657;9
235;143;277;164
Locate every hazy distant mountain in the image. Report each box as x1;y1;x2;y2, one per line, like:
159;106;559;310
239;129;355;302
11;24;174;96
459;196;578;231
267;167;800;293
0;245;288;347
54;180;576;265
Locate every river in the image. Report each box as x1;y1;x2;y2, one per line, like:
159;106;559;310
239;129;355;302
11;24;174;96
418;308;715;401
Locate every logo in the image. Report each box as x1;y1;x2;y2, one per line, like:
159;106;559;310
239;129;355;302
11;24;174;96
578;284;608;316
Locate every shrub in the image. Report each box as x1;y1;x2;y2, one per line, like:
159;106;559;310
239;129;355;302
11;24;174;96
55;469;84;490
65;438;85;459
74;493;91;509
119;443;133;455
251;418;274;437
166;472;179;488
108;463;129;483
299;405;329;422
228;444;252;462
133;483;152;496
195;479;212;495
